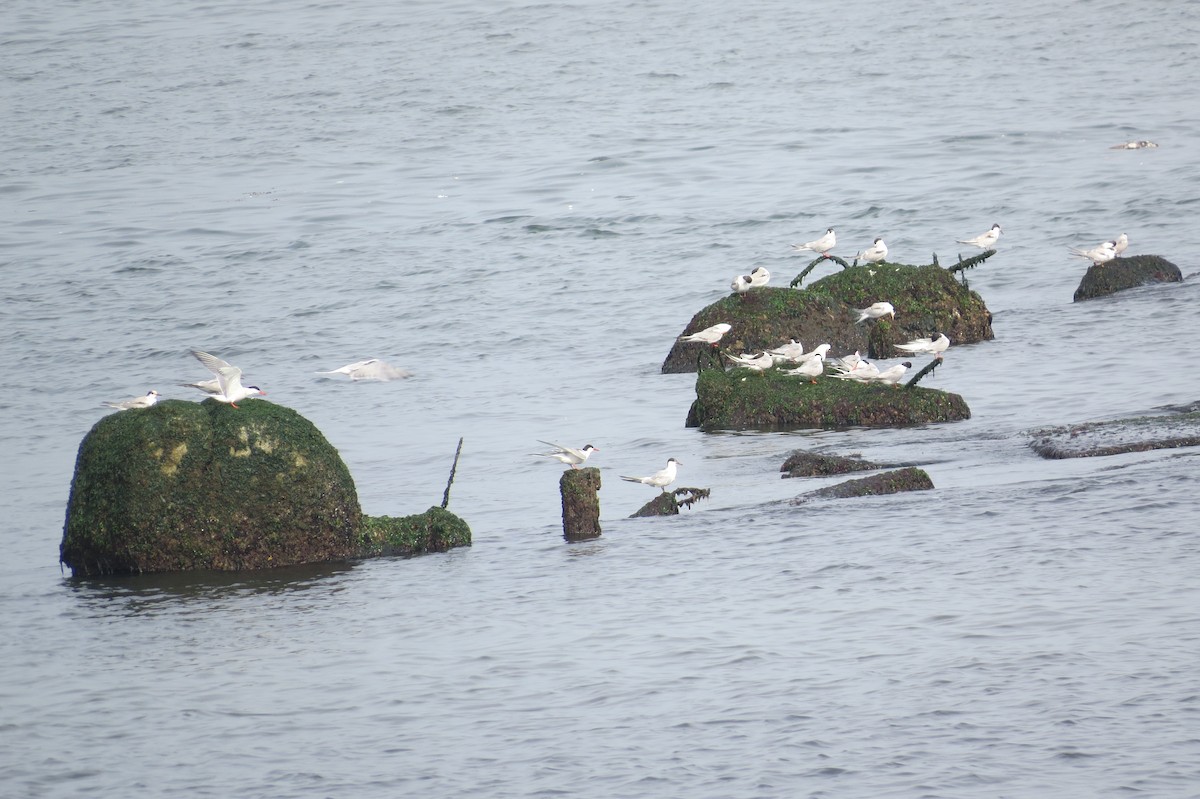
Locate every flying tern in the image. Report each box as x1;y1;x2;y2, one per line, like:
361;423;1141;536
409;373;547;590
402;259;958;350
317;359;412;381
620;458;681;492
188;350;266;408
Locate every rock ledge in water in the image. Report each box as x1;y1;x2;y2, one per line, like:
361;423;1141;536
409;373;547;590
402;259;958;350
791;467;934;503
1072;255;1182;302
1030;408;1200;458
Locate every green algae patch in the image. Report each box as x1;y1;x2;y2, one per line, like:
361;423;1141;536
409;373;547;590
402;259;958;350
663;262;993;373
358;506;472;558
686;368;970;431
62;399;362;576
792;467;934;503
1072;255;1182;302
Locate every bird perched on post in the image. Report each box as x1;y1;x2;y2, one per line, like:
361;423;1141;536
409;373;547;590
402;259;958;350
620;458;680;492
956;223;1002;249
533;441;598;469
792;228;836;257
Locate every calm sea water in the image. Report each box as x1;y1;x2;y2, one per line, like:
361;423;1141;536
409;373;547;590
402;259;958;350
3;0;1199;796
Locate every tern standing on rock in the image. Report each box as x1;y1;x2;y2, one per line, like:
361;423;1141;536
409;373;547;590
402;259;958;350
103;390;159;411
1069;240;1117;267
678;323;732;346
855;301;896;324
851;237;888;264
620;458;681;492
188;350;266;408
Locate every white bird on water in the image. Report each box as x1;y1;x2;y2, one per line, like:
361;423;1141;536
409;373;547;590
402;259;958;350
534;441;598;469
957;223;1002;249
104;390;159;411
855;301;896;324
620;458;681;492
851;237;888;264
316;359;412;381
792;228;836;257
187;350;266;408
1069;240;1117;267
679;323;732;345
1110;140;1158;150
895;332;951;358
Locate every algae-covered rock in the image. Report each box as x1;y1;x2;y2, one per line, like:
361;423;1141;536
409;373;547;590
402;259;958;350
560;467;602;540
1072;255;1182;302
1030;410;1200;459
780;450;887;478
792;467;934;503
358;506;472;557
629;487;710;518
663;262;992;373
686;367;970;431
62;399;362;576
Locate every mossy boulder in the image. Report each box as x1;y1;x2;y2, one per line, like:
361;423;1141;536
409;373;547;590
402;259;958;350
663;262;993;373
358;507;472;556
1072;255;1182;302
686;367;970;431
792;467;934;503
61;399;362;576
780;450;888;478
629;487;710;518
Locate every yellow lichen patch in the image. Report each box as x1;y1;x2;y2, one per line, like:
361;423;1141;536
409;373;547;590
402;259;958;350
229;446;252;458
161;443;188;476
292;453;307;469
255;436;277;454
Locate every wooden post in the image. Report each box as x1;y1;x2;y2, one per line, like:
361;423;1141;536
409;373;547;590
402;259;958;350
559;467;601;541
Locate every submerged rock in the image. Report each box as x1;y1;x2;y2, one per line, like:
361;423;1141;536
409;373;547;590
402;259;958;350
664;262;992;373
686;367;970;431
629;487;710;518
791;467;934;503
780;450;888;478
358;507;472;557
1030;409;1200;458
61;399;470;576
1073;255;1182;302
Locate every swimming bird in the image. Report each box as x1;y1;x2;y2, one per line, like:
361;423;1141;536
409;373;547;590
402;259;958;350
679;323;732;346
316;359;412;381
534;441;598;469
1112;233;1128;256
851;238;888;264
188;350;266;408
1110;140;1158;150
957;223;1002;249
895;333;951;358
620;458;681;492
792;228;836;257
1069;240;1117;267
855;301;896;324
103;390;160;411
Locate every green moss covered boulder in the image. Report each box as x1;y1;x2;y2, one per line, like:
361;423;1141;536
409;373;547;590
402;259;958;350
686;367;970;431
663;262;993;373
358;507;473;557
792;467;934;503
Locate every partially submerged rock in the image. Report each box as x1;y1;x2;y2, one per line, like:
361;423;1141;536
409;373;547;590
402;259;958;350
61;399;470;576
1073;255;1182;302
1030;409;1200;459
791;467;934;503
358;507;472;557
686;367;970;431
629;487;710;518
780;450;887;478
664;262;992;373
